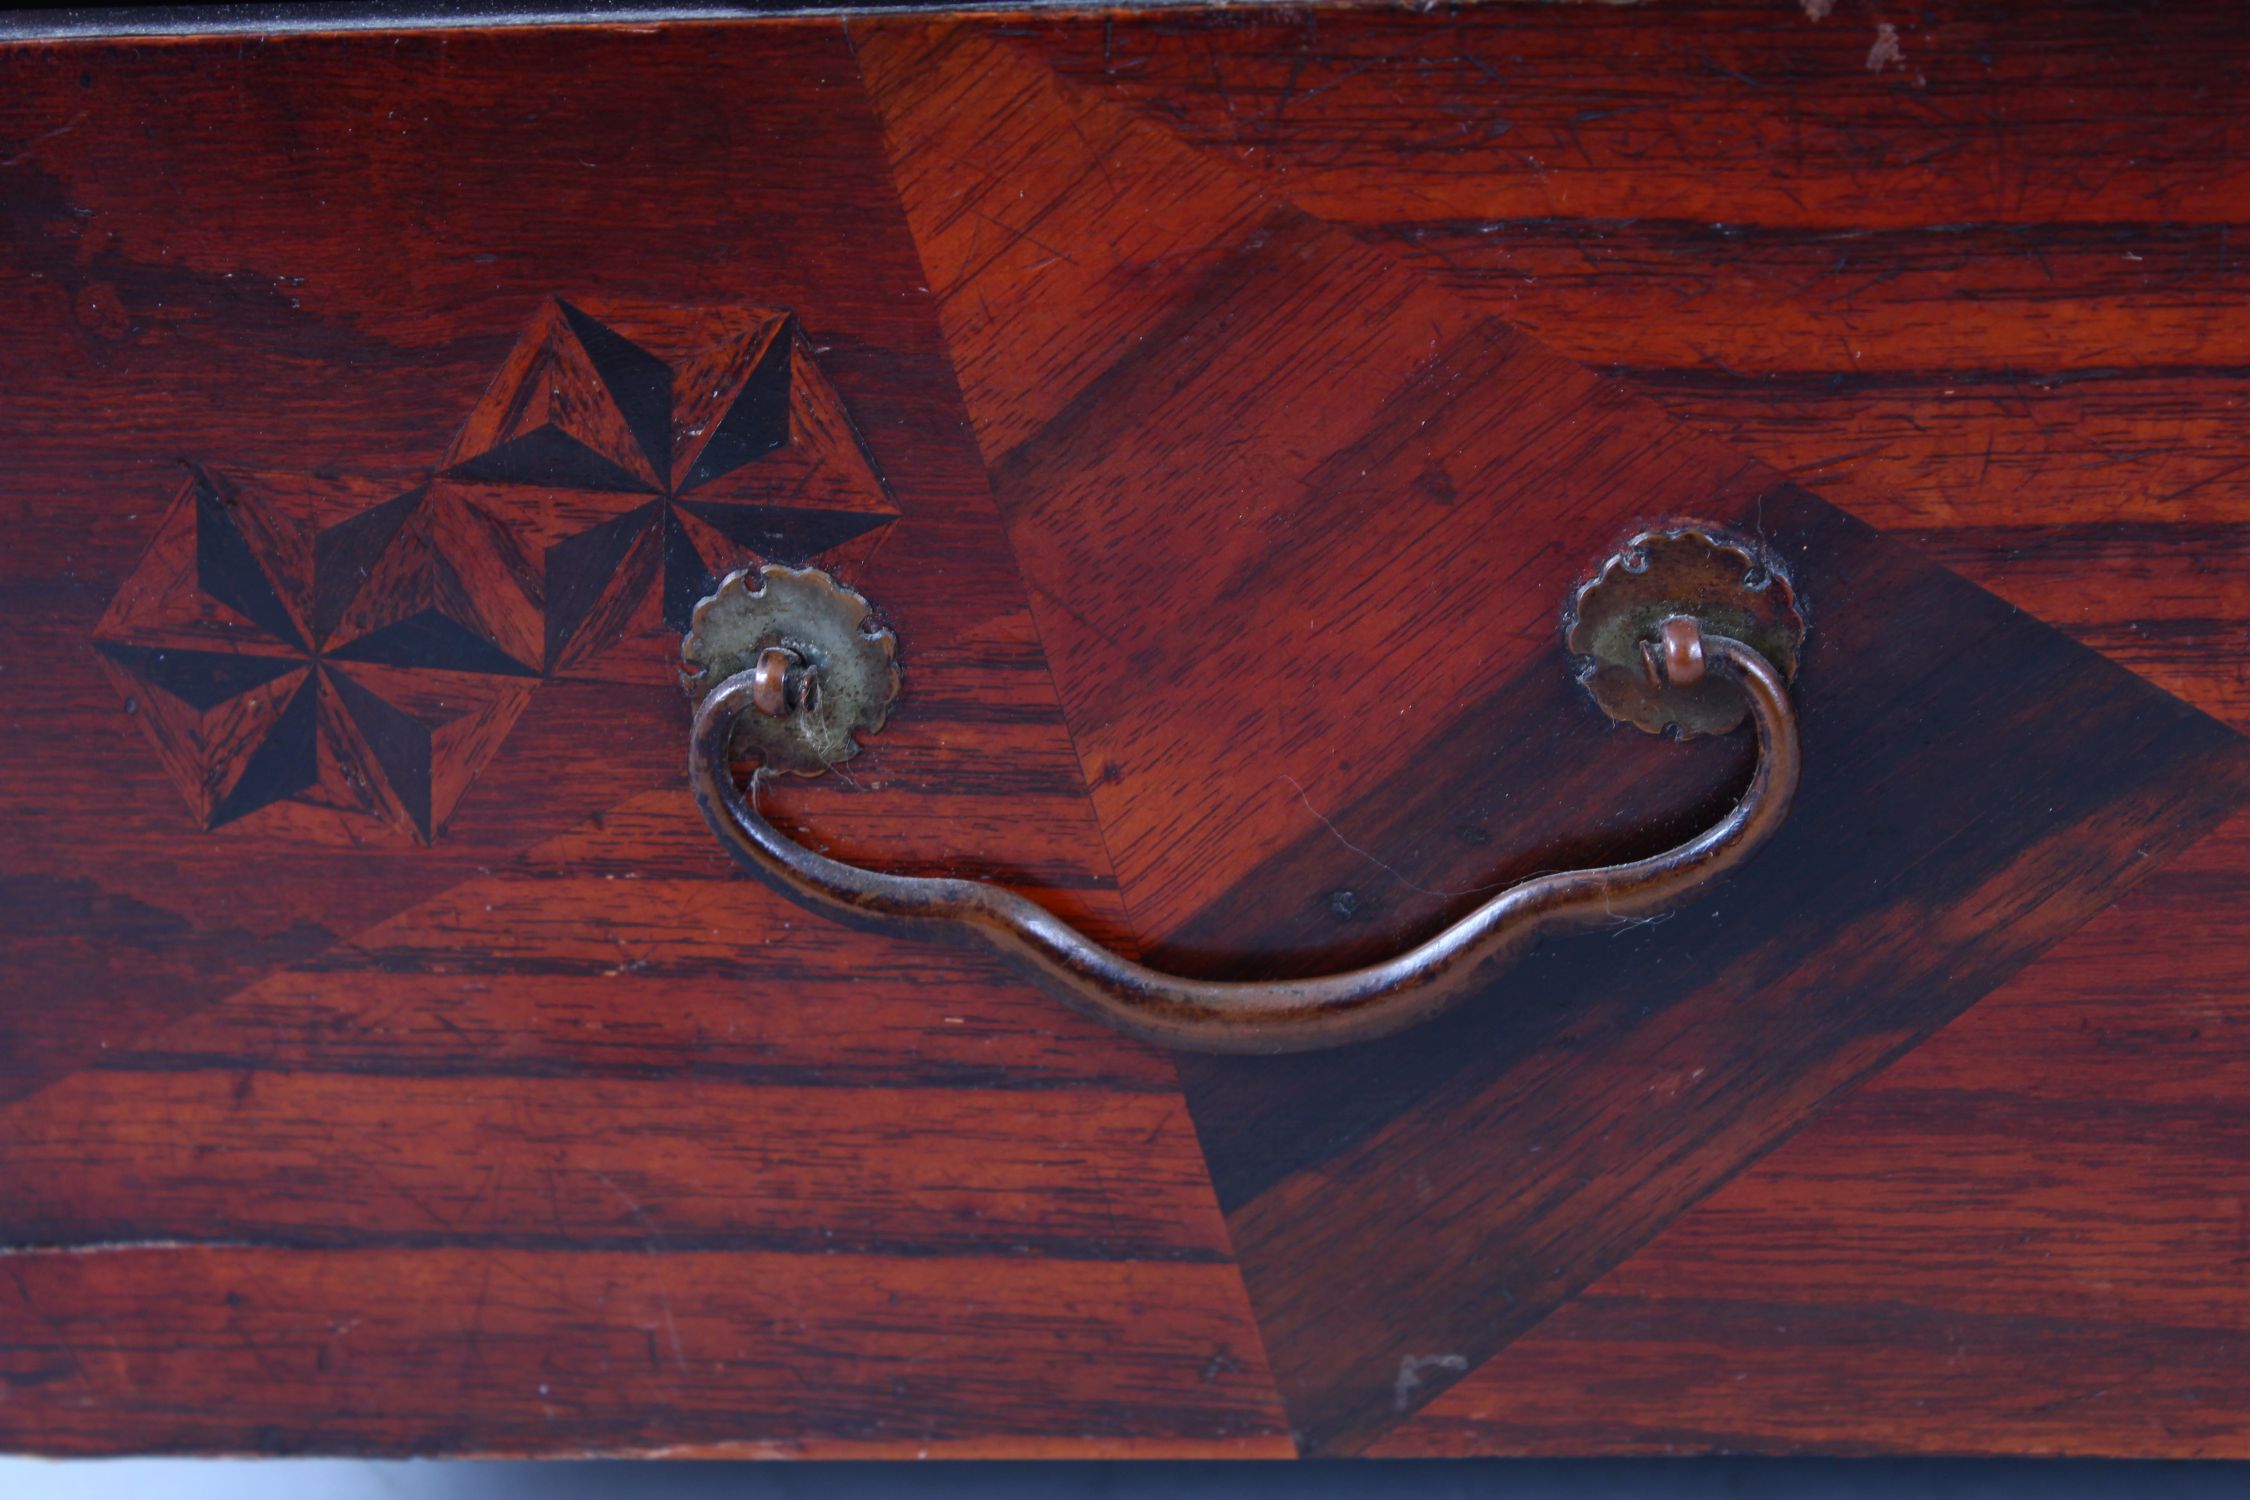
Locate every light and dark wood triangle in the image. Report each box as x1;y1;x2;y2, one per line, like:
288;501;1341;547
854;18;2250;1454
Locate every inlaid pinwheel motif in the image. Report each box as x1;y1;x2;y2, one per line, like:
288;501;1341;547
93;298;899;844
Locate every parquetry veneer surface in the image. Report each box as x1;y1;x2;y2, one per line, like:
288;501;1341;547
2;1;2246;1459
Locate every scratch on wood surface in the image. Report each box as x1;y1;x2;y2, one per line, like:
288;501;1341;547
0;1239;260;1257
597;1170;692;1376
1280;774;1514;900
1;111;87;167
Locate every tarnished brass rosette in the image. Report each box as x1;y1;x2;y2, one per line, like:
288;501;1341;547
681;564;899;776
1565;526;1805;738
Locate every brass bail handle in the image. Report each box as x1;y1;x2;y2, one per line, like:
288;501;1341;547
684;528;1806;1055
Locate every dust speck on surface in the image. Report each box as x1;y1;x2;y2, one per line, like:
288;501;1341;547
1867;22;1906;71
1395;1352;1471;1411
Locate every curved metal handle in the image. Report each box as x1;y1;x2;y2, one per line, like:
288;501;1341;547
688;628;1799;1055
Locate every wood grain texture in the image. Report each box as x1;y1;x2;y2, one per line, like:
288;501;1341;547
3;0;2249;1461
855;14;2250;1455
856;18;1772;947
0;1247;1279;1457
0;782;1290;1455
1373;807;2250;1459
1017;0;2250;730
0;19;1285;1457
0;20;1002;1103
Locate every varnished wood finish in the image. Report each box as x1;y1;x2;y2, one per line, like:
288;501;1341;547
0;19;1284;1457
1018;0;2250;732
857;21;2250;1450
1372;807;2250;1459
3;0;2248;1460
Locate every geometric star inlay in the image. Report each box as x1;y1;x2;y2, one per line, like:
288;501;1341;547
441;298;900;669
94;298;899;844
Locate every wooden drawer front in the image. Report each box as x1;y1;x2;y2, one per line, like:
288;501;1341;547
2;2;2247;1459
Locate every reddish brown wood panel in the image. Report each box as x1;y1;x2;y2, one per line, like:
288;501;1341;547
1018;0;2250;731
857;20;1771;945
3;0;2248;1462
0;786;1288;1455
978;2;2250;1453
1375;807;2250;1459
0;22;1011;1103
0;1247;1277;1457
0;18;1284;1457
854;16;2250;1454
